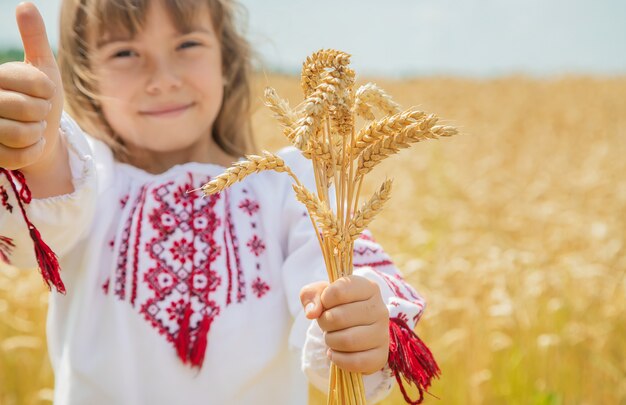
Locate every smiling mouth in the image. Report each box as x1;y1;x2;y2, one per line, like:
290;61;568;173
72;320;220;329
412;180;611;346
139;103;195;117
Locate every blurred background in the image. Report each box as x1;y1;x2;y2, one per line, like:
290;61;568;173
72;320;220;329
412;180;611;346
1;0;625;404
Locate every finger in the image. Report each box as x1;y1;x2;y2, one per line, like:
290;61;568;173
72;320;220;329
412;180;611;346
324;322;388;353
16;2;57;70
0;90;52;122
321;275;379;310
0;137;46;170
328;346;389;375
0;118;46;148
317;298;387;332
0;62;55;99
299;281;328;319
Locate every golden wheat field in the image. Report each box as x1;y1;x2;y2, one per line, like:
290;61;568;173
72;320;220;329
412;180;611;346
1;74;625;405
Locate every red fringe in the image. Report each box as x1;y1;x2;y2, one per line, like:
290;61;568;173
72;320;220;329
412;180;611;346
30;227;65;294
0;169;65;293
176;301;193;365
189;314;212;368
388;317;441;404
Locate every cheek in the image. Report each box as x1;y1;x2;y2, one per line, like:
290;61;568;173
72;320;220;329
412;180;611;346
98;94;137;142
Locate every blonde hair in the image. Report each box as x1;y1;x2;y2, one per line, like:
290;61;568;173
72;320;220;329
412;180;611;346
58;0;256;160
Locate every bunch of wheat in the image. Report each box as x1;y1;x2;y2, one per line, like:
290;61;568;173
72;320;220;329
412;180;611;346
200;49;457;404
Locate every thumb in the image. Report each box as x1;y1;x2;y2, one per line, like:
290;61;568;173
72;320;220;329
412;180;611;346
15;1;64;161
300;281;328;320
16;2;59;75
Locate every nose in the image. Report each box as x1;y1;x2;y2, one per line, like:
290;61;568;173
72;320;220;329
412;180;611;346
145;57;182;95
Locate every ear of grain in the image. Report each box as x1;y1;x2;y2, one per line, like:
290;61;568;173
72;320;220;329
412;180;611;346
329;68;356;139
264;87;299;129
352;109;427;159
201;152;297;195
292;183;342;244
356;115;458;177
301;49;351;97
353;83;402;120
292;71;343;151
348;179;393;240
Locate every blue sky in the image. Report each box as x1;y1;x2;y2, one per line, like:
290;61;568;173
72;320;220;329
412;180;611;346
1;0;624;77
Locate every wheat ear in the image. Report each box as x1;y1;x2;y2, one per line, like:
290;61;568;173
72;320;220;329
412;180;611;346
348;179;393;240
301;49;351;97
357;116;458;177
292;183;343;245
201;152;299;195
352;109;427;159
264;87;298;129
353;83;401;120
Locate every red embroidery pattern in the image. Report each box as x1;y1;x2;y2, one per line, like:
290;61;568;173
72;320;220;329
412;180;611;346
397;312;410;324
354;259;393;268
1;185;12;213
0;186;14;263
246;235;266;256
352;233;426;322
102;279;110;294
354;245;382;257
141;174;222;349
376;270;408;300
225;189;246;302
240;188;269;298
222;197;235;305
238;198;260;216
102;175;272;367
115;186;146;300
130;187;148;306
120;194;129;209
251;277;270;298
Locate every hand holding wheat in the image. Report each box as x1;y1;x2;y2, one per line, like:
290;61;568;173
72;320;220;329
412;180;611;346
300;275;390;375
199;49;457;404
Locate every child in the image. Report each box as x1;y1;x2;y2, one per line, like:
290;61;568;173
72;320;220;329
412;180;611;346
0;1;434;404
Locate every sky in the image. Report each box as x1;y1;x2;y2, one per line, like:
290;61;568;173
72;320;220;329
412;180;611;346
0;0;624;77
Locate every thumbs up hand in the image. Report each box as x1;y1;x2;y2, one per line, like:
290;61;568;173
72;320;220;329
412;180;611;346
0;2;71;197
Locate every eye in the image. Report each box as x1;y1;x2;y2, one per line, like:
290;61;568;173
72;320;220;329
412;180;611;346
178;41;201;50
112;49;137;58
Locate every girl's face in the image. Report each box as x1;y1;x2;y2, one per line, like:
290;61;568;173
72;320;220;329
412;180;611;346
92;2;228;170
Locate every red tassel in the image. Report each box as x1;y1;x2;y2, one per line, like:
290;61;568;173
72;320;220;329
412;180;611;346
189;314;212;368
176;301;193;364
388;317;441;404
1;169;65;293
30;227;65;294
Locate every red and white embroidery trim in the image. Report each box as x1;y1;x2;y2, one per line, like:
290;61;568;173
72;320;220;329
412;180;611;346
240;188;269;298
102;174;271;368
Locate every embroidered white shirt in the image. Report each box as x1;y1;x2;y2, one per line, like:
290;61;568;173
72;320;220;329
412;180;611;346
0;114;427;405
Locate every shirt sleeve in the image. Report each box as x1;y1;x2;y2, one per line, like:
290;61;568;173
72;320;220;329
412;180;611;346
0;113;107;270
277;147;426;403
